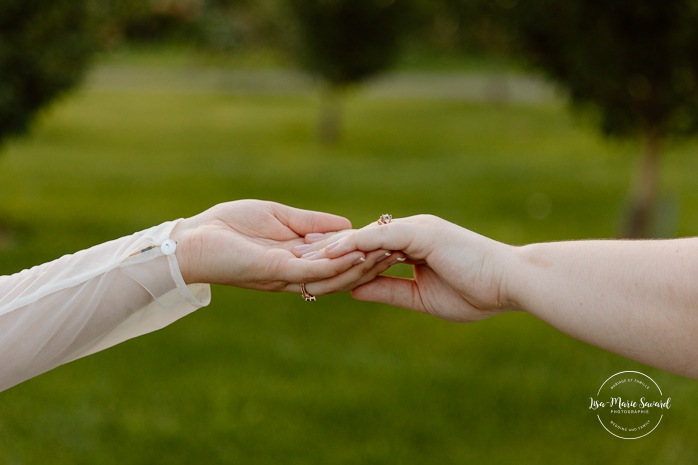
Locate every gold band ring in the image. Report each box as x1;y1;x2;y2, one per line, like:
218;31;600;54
300;283;316;302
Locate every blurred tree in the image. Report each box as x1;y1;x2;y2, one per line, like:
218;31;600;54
0;0;95;147
285;0;416;144
88;0;208;48
195;0;284;52
499;0;698;237
408;0;510;58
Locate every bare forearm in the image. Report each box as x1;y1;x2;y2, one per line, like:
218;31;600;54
508;238;698;377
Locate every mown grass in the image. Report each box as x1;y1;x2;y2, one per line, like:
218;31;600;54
1;60;697;464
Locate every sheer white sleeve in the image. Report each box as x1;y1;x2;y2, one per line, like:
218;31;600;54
0;220;211;391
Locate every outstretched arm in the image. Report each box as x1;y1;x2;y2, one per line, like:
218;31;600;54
509;238;698;378
0;200;393;391
319;215;698;378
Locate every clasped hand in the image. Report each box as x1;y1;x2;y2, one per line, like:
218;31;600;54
172;200;514;323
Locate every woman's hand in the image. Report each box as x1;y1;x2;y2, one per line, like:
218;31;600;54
170;200;401;298
293;212;698;378
310;215;517;321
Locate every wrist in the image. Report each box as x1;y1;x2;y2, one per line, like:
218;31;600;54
170;217;199;285
486;241;523;313
502;243;544;313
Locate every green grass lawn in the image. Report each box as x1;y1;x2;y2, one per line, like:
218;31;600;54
1;60;697;464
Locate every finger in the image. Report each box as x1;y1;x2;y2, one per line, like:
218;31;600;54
351;275;426;312
292;230;353;257
304;230;350;243
297;231;363;261
274;203;352;237
303;249;405;295
324;219;419;259
279;250;366;284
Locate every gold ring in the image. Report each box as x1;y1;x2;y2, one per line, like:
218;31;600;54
377;213;392;225
300;283;316;302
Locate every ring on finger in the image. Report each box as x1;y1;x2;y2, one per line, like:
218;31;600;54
377;213;392;225
300;283;316;302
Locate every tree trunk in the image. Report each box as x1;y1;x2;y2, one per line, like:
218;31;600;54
318;84;344;145
623;129;662;238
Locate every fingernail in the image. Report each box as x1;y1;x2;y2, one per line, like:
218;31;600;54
294;244;312;253
326;241;340;251
396;257;406;262
353;257;366;265
305;233;325;241
378;251;392;262
302;251;319;260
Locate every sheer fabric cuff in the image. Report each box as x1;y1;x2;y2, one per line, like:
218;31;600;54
0;220;212;391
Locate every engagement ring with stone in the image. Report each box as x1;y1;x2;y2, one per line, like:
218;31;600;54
377;213;392;225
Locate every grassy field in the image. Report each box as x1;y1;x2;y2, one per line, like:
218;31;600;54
1;56;697;464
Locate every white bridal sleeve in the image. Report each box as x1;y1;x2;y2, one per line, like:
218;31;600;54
0;220;211;392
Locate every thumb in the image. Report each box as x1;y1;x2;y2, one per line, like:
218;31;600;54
276;204;352;236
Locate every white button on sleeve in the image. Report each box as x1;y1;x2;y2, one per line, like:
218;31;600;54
160;239;177;255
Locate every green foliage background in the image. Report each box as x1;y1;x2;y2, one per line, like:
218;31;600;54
1;53;697;463
0;0;94;143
